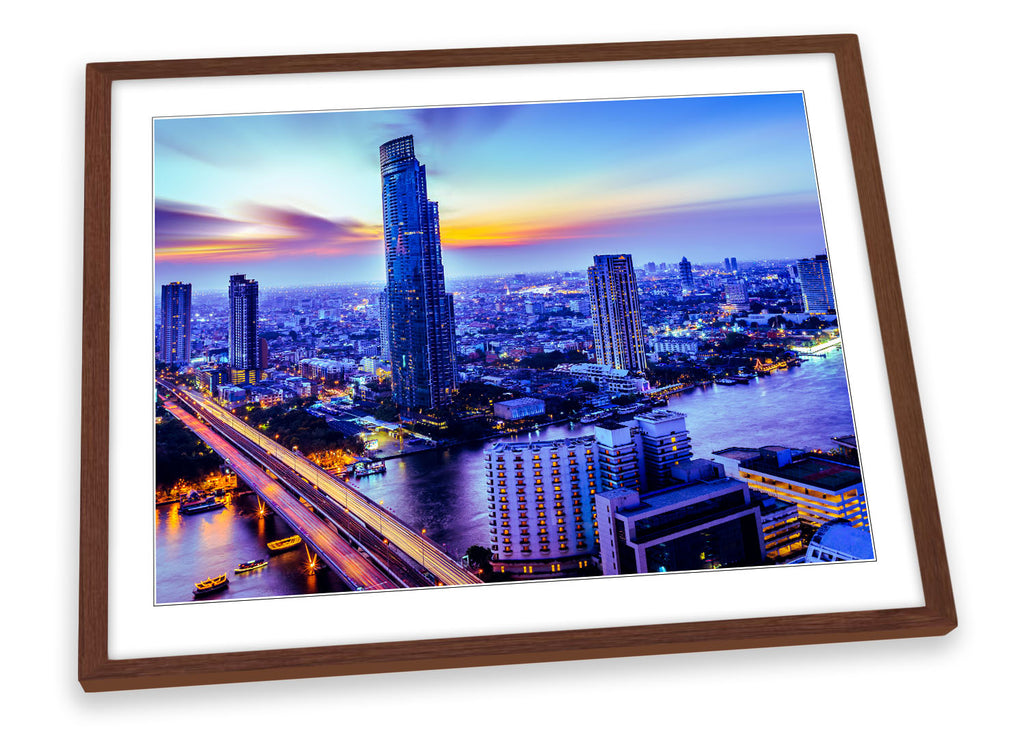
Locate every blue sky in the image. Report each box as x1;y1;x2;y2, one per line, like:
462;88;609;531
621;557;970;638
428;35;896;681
155;92;826;290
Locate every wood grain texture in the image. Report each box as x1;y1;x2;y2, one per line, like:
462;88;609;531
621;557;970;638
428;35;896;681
79;34;956;692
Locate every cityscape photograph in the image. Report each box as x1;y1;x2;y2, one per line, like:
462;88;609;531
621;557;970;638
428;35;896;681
153;92;873;605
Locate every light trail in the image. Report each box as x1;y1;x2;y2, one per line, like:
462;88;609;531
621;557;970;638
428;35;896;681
160;381;482;587
162;396;397;591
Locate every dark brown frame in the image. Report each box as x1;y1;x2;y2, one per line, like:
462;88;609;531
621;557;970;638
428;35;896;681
80;34;955;692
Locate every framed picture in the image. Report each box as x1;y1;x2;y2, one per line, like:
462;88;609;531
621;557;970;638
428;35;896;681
80;34;956;692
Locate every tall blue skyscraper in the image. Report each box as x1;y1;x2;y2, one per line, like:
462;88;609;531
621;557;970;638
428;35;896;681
228;273;261;384
379;135;457;417
795;254;836;314
678;257;695;295
160;281;192;369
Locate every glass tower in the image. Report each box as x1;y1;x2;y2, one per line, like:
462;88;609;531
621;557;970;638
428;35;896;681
588;254;648;372
379;135;456;417
795;254;836;314
678;257;695;295
159;281;192;369
228;273;261;384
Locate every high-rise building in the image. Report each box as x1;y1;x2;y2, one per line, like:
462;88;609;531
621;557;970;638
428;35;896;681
485;437;601;577
678;257;695;295
159;281;192;369
635;410;693;490
379;135;457;417
377;287;390;358
794;254;836;314
731;257;738;272
724;276;749;309
724;257;732;271
588;254;648;372
228;274;261;384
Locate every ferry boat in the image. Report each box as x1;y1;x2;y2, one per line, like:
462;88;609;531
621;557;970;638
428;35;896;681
180;491;226;514
715;377;738;386
579;409;613;424
234;559;268;574
350;459;386;478
267;535;302;553
192;573;229;597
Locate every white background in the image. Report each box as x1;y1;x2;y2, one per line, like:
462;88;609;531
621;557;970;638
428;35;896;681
1;1;1017;733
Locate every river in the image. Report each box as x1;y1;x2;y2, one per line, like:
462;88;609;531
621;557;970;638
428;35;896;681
155;349;856;602
353;349;857;561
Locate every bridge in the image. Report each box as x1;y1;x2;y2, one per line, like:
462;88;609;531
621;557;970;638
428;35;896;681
163;396;398;590
158;380;482;588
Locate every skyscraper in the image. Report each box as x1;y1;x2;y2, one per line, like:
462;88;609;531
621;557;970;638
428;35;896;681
678;257;695;295
588;254;647;372
377;287;390;359
228;273;261;384
794;254;836;314
379;135;457;417
159;281;192;369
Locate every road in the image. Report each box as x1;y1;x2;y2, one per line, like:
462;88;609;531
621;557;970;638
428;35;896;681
162;396;398;591
159;380;482;587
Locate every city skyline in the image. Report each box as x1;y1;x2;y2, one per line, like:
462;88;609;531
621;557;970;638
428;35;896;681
155;92;826;291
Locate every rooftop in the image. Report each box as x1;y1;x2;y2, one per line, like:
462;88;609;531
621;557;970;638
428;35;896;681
811;520;874;559
741;455;862;491
610;477;746;518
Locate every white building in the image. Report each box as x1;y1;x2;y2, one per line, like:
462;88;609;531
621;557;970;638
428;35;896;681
494;397;546;421
554;363;650;395
485;437;601;577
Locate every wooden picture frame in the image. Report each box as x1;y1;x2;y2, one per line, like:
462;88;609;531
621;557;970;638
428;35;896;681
80;34;955;692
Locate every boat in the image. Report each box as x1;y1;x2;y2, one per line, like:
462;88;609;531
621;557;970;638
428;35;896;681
180;496;225;514
234;559;268;574
192;573;229;597
350;458;387;478
715;378;738;386
267;535;302;553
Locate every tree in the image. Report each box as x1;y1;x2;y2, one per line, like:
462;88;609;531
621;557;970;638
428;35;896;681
577;380;599;393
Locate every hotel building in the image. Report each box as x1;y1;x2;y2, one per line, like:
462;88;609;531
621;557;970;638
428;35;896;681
485;437;601;577
379;135;457;417
587;254;648;372
159;281;192;369
713;446;869;531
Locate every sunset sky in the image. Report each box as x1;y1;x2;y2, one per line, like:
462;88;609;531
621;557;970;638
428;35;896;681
154;92;827;290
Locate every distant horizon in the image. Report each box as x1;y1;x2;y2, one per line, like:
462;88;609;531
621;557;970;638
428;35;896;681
157;254;816;297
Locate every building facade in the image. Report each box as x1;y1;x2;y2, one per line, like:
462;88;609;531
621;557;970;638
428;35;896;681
634;410;693;490
724;276;749;309
553;362;651;395
159;281;192;369
678;257;695;295
795;254;836;314
379;135;457;418
228;274;261;384
713;446;869;531
485;437;601;577
587;254;648;372
595;458;765;576
493;397;546;421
